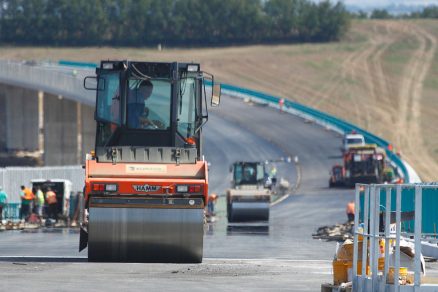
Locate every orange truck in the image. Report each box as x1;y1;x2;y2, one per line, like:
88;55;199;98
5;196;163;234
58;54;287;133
343;144;386;186
79;61;221;263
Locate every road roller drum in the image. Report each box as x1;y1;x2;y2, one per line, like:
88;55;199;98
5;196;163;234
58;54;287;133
88;197;204;263
228;201;270;222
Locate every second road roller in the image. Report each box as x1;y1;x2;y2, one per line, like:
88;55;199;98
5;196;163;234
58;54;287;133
227;161;271;223
226;159;292;223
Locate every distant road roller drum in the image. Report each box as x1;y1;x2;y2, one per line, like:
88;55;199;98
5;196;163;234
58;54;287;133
227;188;270;222
228;200;270;222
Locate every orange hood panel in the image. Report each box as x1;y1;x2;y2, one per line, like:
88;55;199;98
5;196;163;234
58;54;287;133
87;160;207;179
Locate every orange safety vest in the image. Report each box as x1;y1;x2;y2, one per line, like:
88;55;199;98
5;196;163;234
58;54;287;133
24;188;35;201
346;201;355;215
46;191;57;205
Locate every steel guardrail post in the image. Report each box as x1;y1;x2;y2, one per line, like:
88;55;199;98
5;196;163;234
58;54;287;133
369;185;377;291
414;185;422;287
361;185;370;290
384;186;392;285
353;183;361;290
395;185;402;291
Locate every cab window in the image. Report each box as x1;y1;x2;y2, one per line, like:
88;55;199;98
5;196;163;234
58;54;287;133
177;77;197;138
96;71;120;124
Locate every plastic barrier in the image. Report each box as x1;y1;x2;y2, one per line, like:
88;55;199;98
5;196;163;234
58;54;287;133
3;203;20;220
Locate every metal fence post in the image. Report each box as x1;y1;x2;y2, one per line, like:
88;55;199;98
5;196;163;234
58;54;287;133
395;185;402;291
414;185;422;287
361;185;370;290
353;184;361;290
372;186;381;291
384;186;392;285
369;185;377;291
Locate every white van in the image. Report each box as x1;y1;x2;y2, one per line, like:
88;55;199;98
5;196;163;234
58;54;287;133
31;179;72;217
342;133;365;153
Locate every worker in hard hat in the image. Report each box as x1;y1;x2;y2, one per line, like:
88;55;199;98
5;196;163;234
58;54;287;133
346;200;355;223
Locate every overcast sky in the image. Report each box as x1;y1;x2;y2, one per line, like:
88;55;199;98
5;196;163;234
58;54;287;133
316;0;438;8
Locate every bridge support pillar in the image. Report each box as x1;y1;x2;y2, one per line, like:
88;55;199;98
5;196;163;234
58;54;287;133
0;83;39;152
43;93;79;165
0;85;6;151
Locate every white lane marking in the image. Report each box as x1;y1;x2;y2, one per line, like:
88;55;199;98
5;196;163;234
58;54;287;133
271;192;290;207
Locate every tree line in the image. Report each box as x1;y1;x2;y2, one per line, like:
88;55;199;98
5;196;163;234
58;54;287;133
0;0;351;46
353;5;438;19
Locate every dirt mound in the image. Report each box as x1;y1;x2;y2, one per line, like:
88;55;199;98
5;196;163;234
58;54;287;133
313;222;354;241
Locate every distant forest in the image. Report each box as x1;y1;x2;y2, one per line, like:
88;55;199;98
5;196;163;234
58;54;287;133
0;0;351;46
354;5;438;19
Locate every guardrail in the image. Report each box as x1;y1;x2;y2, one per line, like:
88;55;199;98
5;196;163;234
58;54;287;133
53;60;413;182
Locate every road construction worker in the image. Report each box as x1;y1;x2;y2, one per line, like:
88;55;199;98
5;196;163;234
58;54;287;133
127;79;154;129
207;193;218;216
34;186;45;218
388;144;393;152
270;166;278;186
241;166;256;184
20;185;34;221
279;98;285;112
346;200;355;223
0;186;8;223
45;187;58;222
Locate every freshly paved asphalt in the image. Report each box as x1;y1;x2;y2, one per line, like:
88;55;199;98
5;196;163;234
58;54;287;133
0;95;355;291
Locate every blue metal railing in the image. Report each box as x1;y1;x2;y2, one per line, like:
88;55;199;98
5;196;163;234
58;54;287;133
2;203;20;220
59;60;98;69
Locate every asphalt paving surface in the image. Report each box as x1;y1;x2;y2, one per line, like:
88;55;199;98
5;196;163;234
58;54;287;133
0;95;355;291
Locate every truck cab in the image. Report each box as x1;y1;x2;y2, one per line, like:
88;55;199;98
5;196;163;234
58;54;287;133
342;133;365;153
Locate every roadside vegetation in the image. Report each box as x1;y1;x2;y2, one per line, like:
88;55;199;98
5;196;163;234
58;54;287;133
0;0;350;46
353;5;438;20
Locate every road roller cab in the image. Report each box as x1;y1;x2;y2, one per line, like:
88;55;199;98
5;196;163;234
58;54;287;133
80;61;221;262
